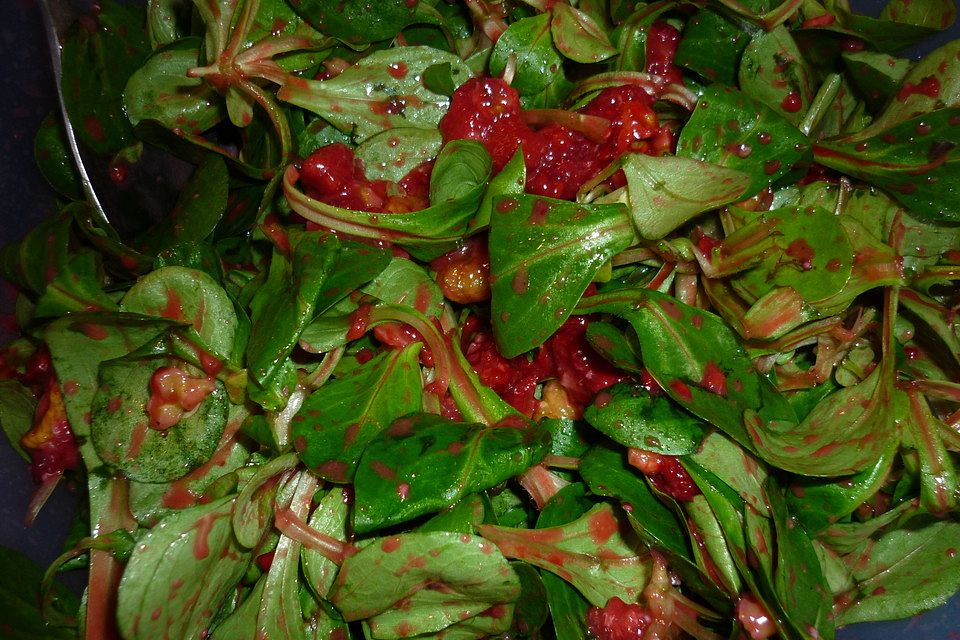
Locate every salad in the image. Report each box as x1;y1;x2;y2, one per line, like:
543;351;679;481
1;0;960;638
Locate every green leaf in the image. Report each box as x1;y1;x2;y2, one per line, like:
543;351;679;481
479;503;651;607
124;38;223;135
90;357;229;483
34;251;118;318
841;51;910;113
738;25;815;126
768;482;835;639
584;383;706;454
329;531;520;630
814;108;960;222
288;0;441;45
489;14;563;96
837;518;960;624
550;4;617;64
535;484;591;640
584;321;642;373
33;113;82;200
618;153;752;239
60;1;151;154
0;379;36;461
247;231;339;388
120;265;237;359
355;127;442;182
285;140;491;251
353;413;550;533
726;205;854;306
687;430;771;518
677;84;812;197
117;496;253;640
45;314;175;465
749;361;897;477
0;211;73;295
577;289;797;450
858;40;960;137
0;546;79;639
278;47;471;143
137;154;229;255
292;344;424;482
489;195;635;357
361;258;446;319
302;487;350;599
675;9;749;85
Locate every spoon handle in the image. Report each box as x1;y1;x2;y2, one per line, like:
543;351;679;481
37;0;118;236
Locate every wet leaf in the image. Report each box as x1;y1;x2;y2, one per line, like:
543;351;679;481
124;38;223;135
677;84;812;197
738;25;815;126
489;14;563;96
489;195;635;358
117;496;252;640
550;4;617;64
292;344;423;482
814;108;960;222
675;9;749;85
33;112;82;200
302;487;350;599
480;503;651;606
353;413;550;533
329;531;520;631
584;383;707;454
355;128;442;183
278;47;471;143
0;546;79;639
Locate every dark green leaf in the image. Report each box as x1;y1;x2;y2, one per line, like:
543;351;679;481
354;413;550;533
675;10;749;85
489;195;635;357
60;1;151;154
34;113;82;200
489;14;563;96
0;379;36;461
677;84;812;197
585;383;706;454
288;0;441;45
0;546;79;639
292;344;423;482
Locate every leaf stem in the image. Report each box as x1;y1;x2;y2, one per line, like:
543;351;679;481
799;73;843;137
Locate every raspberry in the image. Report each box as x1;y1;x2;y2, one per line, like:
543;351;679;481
645;21;684;85
628;449;701;502
587;597;654;640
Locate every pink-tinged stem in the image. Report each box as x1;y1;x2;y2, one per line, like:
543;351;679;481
517;464;570;509
274;507;355;565
86;478;135;640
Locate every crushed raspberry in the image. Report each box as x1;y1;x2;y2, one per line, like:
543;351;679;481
644;21;684;85
20;379;80;484
587;597;654;640
298;144;430;213
430;236;491;304
441;79;674;201
146;366;217;430
464;316;626;417
546;317;628;408
438;77;533;172
628;449;701;502
465;328;552;416
21;347;53;388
